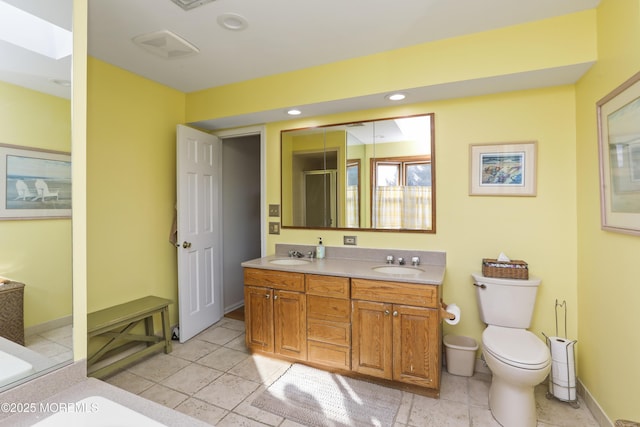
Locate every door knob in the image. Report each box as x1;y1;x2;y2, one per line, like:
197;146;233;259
182;241;192;248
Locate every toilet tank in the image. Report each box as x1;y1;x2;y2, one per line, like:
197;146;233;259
472;273;541;328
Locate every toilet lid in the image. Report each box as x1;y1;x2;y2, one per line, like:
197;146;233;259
483;326;550;370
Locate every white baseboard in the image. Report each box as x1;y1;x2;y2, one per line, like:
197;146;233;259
578;379;614;427
224;301;244;314
25;315;72;337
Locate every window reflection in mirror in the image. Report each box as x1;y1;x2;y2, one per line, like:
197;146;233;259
281;113;435;232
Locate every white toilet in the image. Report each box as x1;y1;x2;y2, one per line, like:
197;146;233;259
472;273;551;427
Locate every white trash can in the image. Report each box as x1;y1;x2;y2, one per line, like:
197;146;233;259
443;335;478;377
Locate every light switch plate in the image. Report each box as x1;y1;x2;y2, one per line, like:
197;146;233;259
269;222;280;234
268;204;280;217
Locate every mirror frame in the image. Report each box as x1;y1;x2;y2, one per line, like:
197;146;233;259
280;113;436;233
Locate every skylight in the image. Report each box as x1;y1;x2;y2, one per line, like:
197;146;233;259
0;1;72;60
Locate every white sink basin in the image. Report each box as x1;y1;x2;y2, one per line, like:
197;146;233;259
372;265;423;275
269;258;311;266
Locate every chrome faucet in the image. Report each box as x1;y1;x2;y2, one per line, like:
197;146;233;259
398;257;405;265
288;250;304;258
386;255;394;264
411;256;420;266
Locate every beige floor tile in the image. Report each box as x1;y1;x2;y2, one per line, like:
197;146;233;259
228;354;291;385
409;395;470;427
175;397;228;425
197;325;244;345
535;386;598;427
216;412;270;426
127;353;191;382
139;383;189;409
194;373;260;410
163;363;224;395
39;325;73;341
470;405;502;427
234;386;284;426
24;336;69;358
469;376;491;408
394;391;414;425
225;334;249;352
104;370;154;395
440;372;469;404
198;346;250;372
171;339;221;362
279;420;307;427
218;318;246;332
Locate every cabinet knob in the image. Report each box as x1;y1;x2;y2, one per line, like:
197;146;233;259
384;310;390;316
265;293;270;299
393;311;398;317
273;294;278;300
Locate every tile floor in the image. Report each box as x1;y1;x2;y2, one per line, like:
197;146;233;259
103;318;600;426
25;324;74;364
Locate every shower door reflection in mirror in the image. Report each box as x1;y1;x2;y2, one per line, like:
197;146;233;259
281;113;435;232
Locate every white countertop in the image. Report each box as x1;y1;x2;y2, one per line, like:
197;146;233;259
242;248;446;285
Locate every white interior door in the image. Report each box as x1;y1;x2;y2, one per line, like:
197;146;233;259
176;124;222;342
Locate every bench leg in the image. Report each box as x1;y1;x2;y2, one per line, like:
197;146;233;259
144;316;154;347
161;306;172;353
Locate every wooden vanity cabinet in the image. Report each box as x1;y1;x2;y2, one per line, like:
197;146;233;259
305;274;351;370
351;278;441;390
244;268;307;361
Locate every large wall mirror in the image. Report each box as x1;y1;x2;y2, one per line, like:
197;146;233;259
0;0;73;392
281;113;435;232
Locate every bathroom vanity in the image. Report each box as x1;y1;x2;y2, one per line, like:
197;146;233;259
242;245;446;397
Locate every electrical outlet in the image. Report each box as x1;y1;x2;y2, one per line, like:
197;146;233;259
269;222;280;235
343;235;357;245
268;204;280;217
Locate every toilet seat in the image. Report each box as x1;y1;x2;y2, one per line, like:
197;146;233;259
483;326;550;370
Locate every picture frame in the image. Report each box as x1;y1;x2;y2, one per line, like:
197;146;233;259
597;71;640;236
0;143;71;219
469;141;537;196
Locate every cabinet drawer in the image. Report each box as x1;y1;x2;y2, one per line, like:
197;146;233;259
308;319;350;346
308;341;351;370
351;279;438;308
306;275;349;298
244;268;305;292
307;295;350;322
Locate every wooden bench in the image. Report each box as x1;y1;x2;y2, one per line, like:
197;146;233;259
87;296;172;379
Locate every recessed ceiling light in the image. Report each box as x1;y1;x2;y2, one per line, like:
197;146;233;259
287;109;302;116
386;93;406;101
217;13;248;31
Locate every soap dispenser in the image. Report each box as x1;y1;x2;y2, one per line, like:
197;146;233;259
316;237;325;259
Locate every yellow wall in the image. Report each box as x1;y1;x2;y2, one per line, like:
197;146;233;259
0;81;72;327
86;57;186;326
575;0;640;422
71;1;640;422
186;10;596;123
266;86;578;347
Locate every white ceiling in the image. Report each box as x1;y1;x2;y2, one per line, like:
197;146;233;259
3;0;601;125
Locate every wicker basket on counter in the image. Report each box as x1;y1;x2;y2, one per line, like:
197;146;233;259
482;258;529;280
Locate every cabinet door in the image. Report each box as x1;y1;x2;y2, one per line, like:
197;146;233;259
351;300;392;379
393;304;440;388
274;290;307;360
244;285;274;353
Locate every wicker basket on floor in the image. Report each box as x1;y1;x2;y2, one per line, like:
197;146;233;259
482;258;529;280
0;281;26;345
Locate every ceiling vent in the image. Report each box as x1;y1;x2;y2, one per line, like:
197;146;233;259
170;0;216;11
132;30;199;59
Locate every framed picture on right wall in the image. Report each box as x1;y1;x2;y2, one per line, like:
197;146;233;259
597;71;640;236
